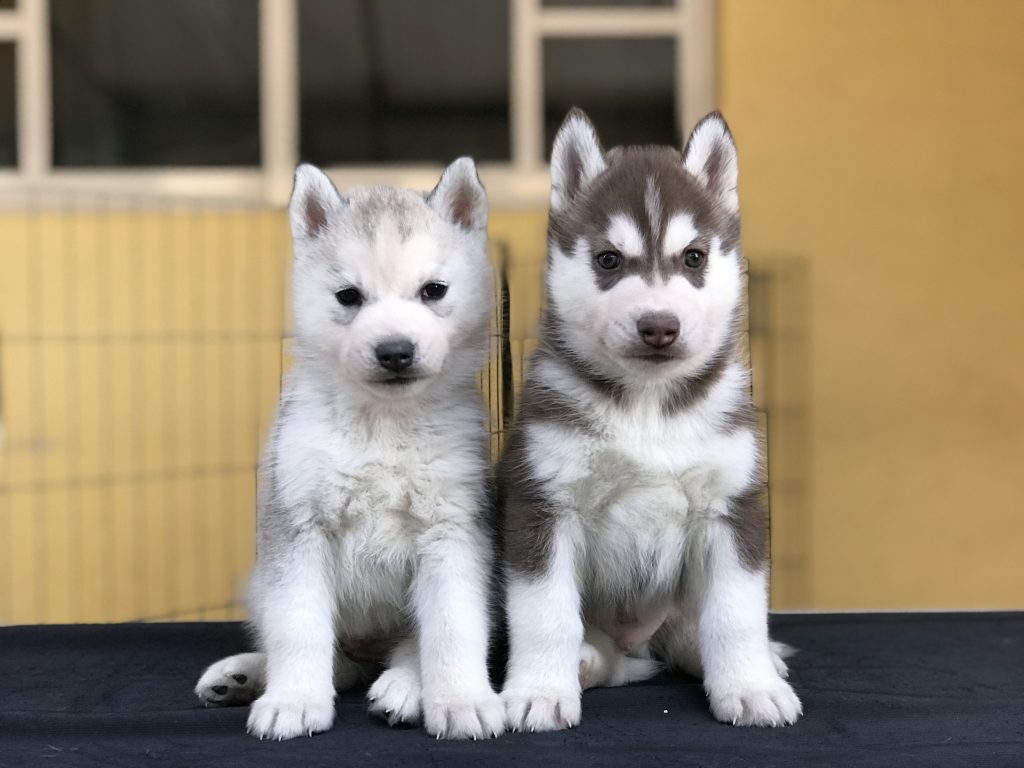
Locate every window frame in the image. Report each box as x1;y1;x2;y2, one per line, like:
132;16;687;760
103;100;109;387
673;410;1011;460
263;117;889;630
0;0;714;207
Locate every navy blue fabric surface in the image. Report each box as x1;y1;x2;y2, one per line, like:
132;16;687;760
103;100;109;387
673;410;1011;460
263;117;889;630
1;613;1022;767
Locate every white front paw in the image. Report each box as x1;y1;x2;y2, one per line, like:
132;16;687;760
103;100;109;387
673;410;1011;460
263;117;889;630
422;689;505;740
502;684;581;732
706;670;802;727
367;667;422;727
246;692;335;739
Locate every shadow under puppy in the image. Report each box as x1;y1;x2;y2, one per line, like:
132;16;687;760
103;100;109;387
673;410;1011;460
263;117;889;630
498;110;801;730
196;160;504;740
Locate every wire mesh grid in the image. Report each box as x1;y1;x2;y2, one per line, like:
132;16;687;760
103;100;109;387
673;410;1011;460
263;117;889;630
0;193;805;622
0;194;511;625
746;258;811;607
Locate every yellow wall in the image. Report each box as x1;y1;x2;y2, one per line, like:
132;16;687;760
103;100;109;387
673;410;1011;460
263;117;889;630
4;0;1023;622
0;208;509;625
0;210;289;623
719;0;1024;608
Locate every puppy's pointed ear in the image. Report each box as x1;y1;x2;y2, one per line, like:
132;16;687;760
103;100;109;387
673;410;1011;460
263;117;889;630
550;108;607;212
289;164;345;241
682;112;739;213
428;157;488;231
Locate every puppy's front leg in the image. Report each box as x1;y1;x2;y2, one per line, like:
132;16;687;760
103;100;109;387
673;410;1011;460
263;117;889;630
247;523;336;740
502;520;584;732
414;523;505;740
696;518;801;727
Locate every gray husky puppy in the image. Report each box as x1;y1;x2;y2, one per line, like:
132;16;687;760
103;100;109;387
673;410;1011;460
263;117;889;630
195;160;504;741
498;110;801;731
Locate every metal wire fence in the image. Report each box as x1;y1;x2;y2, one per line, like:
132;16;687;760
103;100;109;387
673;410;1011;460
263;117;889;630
0;195;805;623
0;193;511;625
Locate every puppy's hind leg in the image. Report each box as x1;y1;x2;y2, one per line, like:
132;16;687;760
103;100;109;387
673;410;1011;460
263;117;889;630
335;650;376;692
768;641;797;679
196;652;265;706
367;638;422;727
655;603;794;681
579;626;660;690
653;606;703;679
197;646;366;709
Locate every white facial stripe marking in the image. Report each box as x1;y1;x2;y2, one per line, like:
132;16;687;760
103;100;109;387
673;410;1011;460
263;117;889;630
606;213;645;256
364;230;441;298
662;213;698;258
645;177;662;240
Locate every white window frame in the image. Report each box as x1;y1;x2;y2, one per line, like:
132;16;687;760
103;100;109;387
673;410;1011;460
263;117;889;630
0;0;714;208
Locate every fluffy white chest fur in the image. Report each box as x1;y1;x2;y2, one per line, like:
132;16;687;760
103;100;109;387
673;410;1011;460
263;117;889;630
524;359;758;622
268;379;488;644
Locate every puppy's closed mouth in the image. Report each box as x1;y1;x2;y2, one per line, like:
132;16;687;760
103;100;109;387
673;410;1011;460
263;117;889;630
628;353;682;364
377;376;420;386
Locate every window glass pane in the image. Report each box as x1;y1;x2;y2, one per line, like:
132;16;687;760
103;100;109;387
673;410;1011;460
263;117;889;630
544;38;677;157
51;0;260;167
299;0;510;165
544;1;674;6
0;43;14;167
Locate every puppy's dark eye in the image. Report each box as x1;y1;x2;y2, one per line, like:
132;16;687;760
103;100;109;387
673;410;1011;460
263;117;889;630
683;249;706;269
421;282;448;301
595;250;622;270
335;287;363;307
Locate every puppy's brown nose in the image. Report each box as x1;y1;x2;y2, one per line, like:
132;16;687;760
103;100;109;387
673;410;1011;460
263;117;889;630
636;313;680;349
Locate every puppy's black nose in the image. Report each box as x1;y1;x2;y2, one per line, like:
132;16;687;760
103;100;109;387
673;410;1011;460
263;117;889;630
636;313;680;349
375;339;415;372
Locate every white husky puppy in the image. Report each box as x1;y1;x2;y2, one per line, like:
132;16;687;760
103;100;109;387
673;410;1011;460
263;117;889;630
195;160;505;741
498;110;802;731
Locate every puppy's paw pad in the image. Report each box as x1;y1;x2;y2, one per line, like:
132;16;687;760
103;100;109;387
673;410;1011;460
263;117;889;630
424;691;505;740
246;695;334;740
502;686;581;732
195;656;262;707
708;674;802;727
367;668;422;726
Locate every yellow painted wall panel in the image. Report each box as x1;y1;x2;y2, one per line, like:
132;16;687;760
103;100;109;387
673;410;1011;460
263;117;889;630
6;0;1023;624
1;208;285;624
719;0;1024;608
